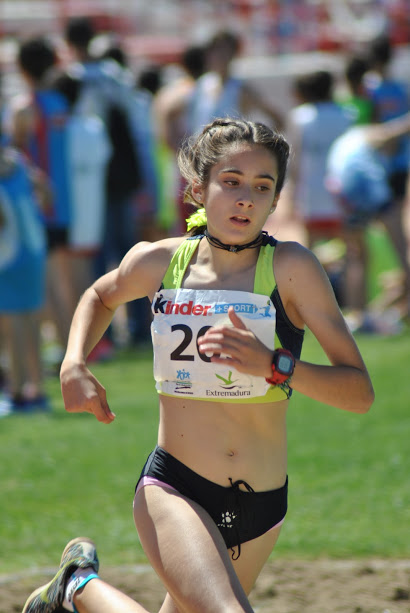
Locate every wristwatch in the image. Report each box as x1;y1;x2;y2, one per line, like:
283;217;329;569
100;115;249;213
265;348;295;386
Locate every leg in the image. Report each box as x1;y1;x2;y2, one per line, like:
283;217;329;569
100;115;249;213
46;248;76;347
23;311;44;398
74;579;150;613
1;312;48;408
231;524;283;596
379;201;410;317
134;485;280;613
76;526;282;613
2;314;27;396
22;537;151;613
341;225;368;312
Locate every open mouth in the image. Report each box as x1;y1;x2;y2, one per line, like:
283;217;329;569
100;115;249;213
230;215;250;225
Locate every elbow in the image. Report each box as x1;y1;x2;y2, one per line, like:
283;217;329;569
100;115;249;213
355;382;375;414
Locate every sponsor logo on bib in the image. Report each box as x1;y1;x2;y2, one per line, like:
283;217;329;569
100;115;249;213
153;294;212;316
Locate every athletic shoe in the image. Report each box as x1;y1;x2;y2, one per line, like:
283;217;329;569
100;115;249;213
22;537;99;612
14;395;51;414
0;394;51;416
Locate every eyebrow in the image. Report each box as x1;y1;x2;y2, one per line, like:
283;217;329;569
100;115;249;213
219;168;276;182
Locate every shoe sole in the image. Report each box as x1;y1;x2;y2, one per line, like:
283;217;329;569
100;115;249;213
22;537;97;613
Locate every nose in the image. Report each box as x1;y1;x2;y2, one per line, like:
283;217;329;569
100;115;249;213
235;186;254;207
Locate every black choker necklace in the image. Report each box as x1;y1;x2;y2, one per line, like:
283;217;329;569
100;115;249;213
204;230;267;253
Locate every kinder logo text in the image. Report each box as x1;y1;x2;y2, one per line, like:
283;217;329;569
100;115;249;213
154;294;212;316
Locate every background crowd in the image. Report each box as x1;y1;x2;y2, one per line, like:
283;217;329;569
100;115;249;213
0;0;409;416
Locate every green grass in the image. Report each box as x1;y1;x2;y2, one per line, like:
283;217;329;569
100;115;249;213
283;328;410;559
1;330;409;574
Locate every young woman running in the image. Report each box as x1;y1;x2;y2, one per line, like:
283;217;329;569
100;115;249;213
23;117;374;613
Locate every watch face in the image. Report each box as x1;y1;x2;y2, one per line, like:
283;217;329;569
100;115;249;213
277;354;293;374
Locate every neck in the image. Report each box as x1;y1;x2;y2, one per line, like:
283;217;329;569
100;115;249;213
204;229;266;253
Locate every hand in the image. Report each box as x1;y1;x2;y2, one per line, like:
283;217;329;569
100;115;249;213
197;307;272;377
60;361;116;424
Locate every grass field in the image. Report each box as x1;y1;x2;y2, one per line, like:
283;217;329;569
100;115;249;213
1;323;409;576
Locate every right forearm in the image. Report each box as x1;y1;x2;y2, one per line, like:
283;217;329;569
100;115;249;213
368;111;410;149
62;287;115;364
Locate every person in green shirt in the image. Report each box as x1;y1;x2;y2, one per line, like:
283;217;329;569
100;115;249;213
340;55;375;126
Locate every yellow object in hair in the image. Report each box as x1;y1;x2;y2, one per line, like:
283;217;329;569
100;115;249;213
186;208;207;231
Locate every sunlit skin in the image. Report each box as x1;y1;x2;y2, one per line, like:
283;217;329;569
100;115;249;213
57;133;374;613
193;143;280;247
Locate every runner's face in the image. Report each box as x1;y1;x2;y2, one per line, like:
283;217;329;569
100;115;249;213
197;143;279;245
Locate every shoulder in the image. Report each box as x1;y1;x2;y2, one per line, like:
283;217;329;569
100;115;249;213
120;237;185;287
94;237;187;307
10;96;34;123
7;97;35;143
273;240;342;330
273;240;329;301
122;236;185;270
273;240;318;276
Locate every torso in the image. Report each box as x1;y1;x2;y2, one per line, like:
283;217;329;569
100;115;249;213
153;236;294;491
28;90;71;229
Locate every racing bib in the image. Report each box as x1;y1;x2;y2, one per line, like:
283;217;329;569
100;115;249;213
151;287;276;399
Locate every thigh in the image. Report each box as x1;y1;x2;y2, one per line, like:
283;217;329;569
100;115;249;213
133;485;254;613
232;523;283;595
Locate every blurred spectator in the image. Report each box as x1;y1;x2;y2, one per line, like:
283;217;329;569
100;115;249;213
365;34;409;207
52;71;111;306
287;70;352;249
98;42;160;244
137;66;163;96
339;54;376;125
65;17;155;347
153;44;206;233
100;43;129;71
101;43;161;344
11;36;76;350
327;112;410;326
188;30;283;135
0;123;49;415
154;46;205;153
364;34;410;318
64;18;142;261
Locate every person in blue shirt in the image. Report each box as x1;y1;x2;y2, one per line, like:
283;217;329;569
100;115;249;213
11;37;76;351
365;35;409;211
0;124;49;414
327;112;410;324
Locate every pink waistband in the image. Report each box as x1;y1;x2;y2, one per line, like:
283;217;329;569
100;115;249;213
135;475;178;495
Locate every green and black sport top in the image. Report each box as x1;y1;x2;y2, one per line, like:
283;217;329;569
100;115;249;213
151;234;304;402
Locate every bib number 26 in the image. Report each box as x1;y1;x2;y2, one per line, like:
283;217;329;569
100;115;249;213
170;324;214;362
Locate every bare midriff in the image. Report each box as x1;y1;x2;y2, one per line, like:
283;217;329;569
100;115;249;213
157;394;288;492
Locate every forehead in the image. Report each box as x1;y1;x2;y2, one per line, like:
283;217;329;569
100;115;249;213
213;143;278;175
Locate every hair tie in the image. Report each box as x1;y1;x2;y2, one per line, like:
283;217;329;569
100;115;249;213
186;207;207;231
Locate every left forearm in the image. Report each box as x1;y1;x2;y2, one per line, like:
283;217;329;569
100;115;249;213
290;360;374;413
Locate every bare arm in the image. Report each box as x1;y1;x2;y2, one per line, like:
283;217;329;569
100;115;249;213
60;239;180;423
198;242;374;413
9;103;34;151
275;242;374;412
364;111;410;150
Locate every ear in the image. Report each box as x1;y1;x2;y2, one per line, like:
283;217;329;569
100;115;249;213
269;194;280;214
191;180;204;204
